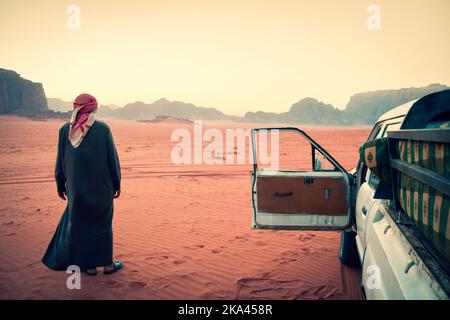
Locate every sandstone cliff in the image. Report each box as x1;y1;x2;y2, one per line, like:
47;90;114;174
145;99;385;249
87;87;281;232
0;68;48;114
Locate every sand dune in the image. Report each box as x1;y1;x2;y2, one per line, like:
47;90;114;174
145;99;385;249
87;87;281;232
0;116;369;299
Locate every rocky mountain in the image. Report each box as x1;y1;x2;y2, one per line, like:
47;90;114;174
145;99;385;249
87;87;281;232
0;68;48;114
288;98;352;124
343;83;449;124
46;97;73;112
96;98;240;121
243;98;352;125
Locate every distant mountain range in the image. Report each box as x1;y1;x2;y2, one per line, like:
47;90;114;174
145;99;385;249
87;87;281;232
242;97;351;125
47;84;448;125
98;98;240;122
1;68;448;125
242;84;449;125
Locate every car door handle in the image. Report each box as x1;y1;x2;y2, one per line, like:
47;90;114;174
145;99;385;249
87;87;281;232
405;260;415;274
362;206;368;215
274;192;294;197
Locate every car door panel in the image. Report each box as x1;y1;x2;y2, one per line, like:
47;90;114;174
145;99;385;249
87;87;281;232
251;128;353;231
256;174;348;216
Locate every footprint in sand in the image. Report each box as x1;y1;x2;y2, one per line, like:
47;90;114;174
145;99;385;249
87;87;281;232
145;255;169;262
35;274;50;280
204;282;229;298
231;234;249;242
299;247;316;255
31;289;44;295
149;277;171;290
281;250;300;257
185;244;205;250
271;250;303;265
261;269;285;278
128;281;146;289
206;281;218;289
298;234;316;242
296;285;340;300
235;276;300;299
255;240;266;246
200;290;228;299
273;257;297;265
99;280;123;289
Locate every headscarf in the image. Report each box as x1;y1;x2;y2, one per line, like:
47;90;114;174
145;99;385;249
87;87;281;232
69;93;98;148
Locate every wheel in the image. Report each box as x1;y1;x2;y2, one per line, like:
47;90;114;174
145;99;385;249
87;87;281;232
339;230;360;267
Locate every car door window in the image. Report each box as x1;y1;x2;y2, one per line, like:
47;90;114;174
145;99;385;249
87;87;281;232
255;130;313;171
358;122;385;188
314;149;337;171
381;122;401;137
366;121;401;191
369;123;383;140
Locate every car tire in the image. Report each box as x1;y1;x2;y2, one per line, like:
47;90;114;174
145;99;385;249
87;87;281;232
339;230;360;267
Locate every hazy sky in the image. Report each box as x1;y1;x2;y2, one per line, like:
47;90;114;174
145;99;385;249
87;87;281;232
1;0;449;115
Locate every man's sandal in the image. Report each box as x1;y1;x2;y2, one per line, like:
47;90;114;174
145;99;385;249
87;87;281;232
85;269;97;276
103;261;124;275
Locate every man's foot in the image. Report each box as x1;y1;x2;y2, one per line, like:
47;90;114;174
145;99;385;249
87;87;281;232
103;261;124;275
85;268;97;276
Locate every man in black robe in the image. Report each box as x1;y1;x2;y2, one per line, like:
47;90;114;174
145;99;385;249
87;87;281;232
42;93;123;275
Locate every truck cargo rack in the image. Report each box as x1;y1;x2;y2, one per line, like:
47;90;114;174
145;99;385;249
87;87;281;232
388;129;450;198
387;128;450;296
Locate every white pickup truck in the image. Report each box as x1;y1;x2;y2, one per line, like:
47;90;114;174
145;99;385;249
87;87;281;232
250;89;450;299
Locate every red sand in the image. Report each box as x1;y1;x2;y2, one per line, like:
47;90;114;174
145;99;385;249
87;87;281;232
0;116;370;299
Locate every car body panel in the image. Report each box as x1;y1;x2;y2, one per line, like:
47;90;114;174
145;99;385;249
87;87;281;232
362;203;440;299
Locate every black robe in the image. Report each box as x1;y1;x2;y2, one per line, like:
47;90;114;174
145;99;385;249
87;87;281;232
42;120;121;271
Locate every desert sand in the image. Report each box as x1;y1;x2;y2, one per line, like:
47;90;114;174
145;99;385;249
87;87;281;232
0;116;370;299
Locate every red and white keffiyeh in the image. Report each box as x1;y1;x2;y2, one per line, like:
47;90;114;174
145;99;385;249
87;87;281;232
69;93;98;148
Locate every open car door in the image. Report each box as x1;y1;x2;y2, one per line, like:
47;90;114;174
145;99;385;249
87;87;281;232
251;128;354;230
